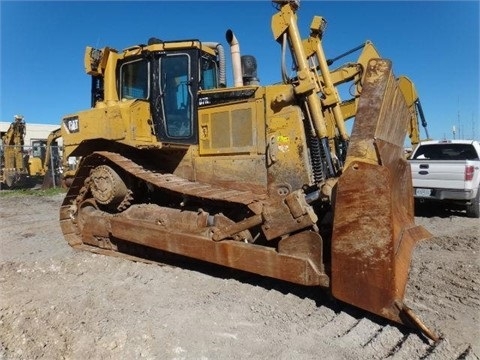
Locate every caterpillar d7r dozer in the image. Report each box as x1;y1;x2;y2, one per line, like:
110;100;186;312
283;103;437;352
59;0;437;340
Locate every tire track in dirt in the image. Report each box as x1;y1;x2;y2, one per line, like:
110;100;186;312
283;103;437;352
1;194;478;359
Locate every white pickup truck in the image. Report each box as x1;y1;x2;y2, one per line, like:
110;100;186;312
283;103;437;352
409;139;480;218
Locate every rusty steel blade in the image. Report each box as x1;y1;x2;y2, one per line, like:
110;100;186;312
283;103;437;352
331;59;434;338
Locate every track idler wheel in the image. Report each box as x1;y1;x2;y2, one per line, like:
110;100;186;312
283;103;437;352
89;165;129;210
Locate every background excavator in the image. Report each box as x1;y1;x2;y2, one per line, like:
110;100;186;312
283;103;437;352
37;127;63;189
58;0;437;340
398;77;431;156
1;115;29;188
316;41;430;156
0;115;62;189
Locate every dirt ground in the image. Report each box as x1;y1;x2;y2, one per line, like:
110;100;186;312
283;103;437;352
0;192;478;360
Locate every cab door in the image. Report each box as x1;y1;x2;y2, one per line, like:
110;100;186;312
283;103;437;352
151;51;199;144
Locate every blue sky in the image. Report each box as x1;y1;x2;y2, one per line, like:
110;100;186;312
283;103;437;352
1;1;479;142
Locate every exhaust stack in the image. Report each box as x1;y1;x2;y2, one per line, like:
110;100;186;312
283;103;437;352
226;29;243;87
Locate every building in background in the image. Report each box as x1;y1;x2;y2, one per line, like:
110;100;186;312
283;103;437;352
0;122;63;146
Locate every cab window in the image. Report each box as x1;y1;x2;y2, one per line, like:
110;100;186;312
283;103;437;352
413;144;479;160
120;59;149;99
200;54;218;89
31;140;46;158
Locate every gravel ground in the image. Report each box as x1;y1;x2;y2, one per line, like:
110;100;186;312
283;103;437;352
0;192;479;359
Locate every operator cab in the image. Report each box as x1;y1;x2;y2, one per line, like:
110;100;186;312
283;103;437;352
116;44;219;145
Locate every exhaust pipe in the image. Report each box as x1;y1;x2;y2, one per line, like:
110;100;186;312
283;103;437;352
226;29;243;87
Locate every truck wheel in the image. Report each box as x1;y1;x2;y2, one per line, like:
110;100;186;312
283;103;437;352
466;187;480;218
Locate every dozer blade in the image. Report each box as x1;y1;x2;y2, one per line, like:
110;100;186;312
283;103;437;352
331;59;437;340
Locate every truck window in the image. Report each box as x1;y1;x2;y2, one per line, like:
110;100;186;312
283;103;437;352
413;144;479;160
120;59;149;100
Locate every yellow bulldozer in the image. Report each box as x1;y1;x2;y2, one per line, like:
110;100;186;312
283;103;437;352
59;0;437;340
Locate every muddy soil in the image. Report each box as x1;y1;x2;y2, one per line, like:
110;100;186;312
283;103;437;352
0;193;479;359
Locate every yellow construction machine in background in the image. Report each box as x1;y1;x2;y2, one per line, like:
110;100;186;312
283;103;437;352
1;115;29;188
398;76;431;156
315;41;430;155
37;127;62;189
58;0;438;341
0;116;62;189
